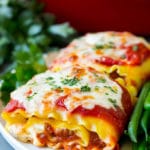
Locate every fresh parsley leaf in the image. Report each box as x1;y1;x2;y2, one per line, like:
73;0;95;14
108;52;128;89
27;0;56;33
97;77;106;83
132;45;139;51
27;92;37;101
108;98;117;107
51;85;63;92
80;85;91;92
94;86;100;91
105;93;109;95
94;74;106;83
104;85;117;93
94;42;115;50
94;73;106;83
61;77;80;86
94;44;105;49
46;77;54;80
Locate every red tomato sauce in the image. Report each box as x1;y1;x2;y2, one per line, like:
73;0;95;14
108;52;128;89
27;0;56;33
71;86;132;134
55;95;68;110
4;99;25;112
54;83;132;134
95;43;150;66
125;43;150;65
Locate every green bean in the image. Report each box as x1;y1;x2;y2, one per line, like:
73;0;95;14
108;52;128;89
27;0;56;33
128;82;150;143
138;140;147;150
141;110;150;141
144;91;150;110
132;142;138;150
132;140;148;150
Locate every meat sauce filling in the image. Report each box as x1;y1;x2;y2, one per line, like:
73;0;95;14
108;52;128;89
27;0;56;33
36;123;106;150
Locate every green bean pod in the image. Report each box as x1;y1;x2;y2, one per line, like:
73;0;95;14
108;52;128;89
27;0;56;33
132;142;138;150
138;140;147;150
144;91;150;110
141;110;150;141
128;82;150;143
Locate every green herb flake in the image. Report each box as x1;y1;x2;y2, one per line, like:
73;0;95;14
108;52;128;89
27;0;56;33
104;86;117;93
61;77;80;86
46;77;54;80
51;85;63;92
94;86;100;91
120;54;126;59
108;98;117;107
105;93;109;95
97;77;106;83
94;73;106;83
132;45;139;51
27;92;37;101
94;42;114;50
45;76;56;85
80;85;91;92
28;81;37;86
46;80;55;85
94;44;105;50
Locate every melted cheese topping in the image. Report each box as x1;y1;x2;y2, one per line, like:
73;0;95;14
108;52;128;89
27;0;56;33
82;31;148;47
11;66;123;115
51;31;150;70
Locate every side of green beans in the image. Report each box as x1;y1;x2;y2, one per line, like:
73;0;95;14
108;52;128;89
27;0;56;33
128;82;150;143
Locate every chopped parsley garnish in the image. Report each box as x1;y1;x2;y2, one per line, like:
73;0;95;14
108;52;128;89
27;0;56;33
94;73;106;83
104;85;117;93
80;85;91;92
46;76;55;85
108;98;117;107
47;80;55;85
120;54;126;59
94;86;100;91
132;45;139;51
28;81;37;86
105;93;109;95
97;77;106;83
61;77;80;86
46;77;54;80
94;42;115;50
51;86;63;92
27;92;37;101
46;77;63;91
94;44;105;49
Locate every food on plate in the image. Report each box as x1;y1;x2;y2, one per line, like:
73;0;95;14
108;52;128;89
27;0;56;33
2;32;150;150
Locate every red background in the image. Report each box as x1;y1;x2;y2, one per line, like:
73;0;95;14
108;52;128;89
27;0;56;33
40;0;150;35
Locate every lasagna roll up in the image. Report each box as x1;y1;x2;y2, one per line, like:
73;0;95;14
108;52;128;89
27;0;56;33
2;66;132;150
50;32;150;103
